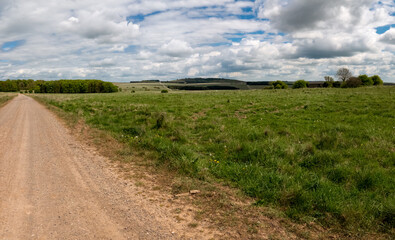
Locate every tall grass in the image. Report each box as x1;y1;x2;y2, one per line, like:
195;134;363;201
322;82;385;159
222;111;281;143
34;87;395;233
0;93;17;106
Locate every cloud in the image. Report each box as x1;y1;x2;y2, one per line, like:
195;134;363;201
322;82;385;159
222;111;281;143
159;39;193;57
293;36;372;59
256;0;374;32
380;28;395;44
0;0;393;82
60;12;139;43
89;58;116;67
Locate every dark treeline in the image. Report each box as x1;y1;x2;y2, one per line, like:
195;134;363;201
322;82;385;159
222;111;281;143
168;85;239;90
0;79;118;93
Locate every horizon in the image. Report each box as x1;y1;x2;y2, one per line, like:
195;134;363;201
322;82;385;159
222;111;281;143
0;1;394;83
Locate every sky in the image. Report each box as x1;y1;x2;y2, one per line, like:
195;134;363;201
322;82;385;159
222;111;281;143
0;0;394;82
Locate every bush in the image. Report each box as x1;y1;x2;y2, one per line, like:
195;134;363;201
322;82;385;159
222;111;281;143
270;80;288;89
161;89;169;93
358;75;373;86
293;80;309;89
341;77;362;88
371;75;383;85
323;76;334;88
332;81;341;88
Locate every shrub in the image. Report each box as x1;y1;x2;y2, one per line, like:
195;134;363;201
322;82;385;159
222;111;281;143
371;75;383;85
161;89;169;93
154;113;166;129
293;80;309;89
341;77;362;88
358;75;373;86
323;76;334;88
323;82;331;88
270;80;288;89
332;81;341;88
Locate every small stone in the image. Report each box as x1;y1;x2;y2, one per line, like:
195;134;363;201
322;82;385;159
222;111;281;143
189;190;200;195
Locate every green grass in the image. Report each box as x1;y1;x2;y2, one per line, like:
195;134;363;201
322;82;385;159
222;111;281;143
115;82;169;92
33;87;395;234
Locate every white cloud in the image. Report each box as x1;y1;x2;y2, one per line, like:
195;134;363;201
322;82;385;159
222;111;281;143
159;39;193;57
0;0;394;82
380;28;395;45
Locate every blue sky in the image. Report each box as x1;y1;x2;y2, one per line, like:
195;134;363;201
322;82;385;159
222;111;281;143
0;0;394;82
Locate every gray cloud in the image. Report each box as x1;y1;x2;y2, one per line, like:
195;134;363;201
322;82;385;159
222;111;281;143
0;0;394;83
380;28;395;45
293;37;371;59
257;0;375;32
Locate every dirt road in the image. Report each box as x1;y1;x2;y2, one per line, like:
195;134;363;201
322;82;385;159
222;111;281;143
0;95;181;239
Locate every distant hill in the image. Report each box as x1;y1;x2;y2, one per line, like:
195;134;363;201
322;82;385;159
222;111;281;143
130;80;160;83
166;78;249;90
169;78;244;84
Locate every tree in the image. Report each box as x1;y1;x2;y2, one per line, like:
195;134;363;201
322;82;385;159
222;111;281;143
323;76;334;88
358;75;373;86
371;75;383;85
341;77;362;88
270;80;288;89
293;80;309;89
324;76;334;82
336;68;352;82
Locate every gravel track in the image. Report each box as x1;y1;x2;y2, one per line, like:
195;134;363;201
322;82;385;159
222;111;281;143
0;95;181;239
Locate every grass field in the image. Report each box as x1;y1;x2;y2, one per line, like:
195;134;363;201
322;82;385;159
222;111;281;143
0;93;17;106
33;87;395;235
116;82;169;92
115;81;266;91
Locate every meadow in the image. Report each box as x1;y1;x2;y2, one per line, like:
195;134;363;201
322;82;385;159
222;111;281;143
33;86;395;234
0;93;16;106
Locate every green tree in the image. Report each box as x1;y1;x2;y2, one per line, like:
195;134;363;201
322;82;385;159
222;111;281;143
293;80;309;89
270;80;288;89
358;75;373;86
371;75;383;85
324;76;334;88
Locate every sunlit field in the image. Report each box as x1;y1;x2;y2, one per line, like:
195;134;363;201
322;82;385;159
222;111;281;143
0;93;17;106
33;86;395;234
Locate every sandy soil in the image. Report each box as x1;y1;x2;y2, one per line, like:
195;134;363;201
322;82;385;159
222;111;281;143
0;95;194;239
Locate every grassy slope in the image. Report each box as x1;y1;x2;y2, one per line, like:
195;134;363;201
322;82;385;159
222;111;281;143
33;87;395;234
0;93;17;106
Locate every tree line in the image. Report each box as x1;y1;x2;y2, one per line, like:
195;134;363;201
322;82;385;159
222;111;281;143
0;79;118;93
327;68;383;88
270;68;384;89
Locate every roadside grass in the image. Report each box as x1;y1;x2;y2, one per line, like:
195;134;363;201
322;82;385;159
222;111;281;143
33;87;395;236
0;93;17;106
